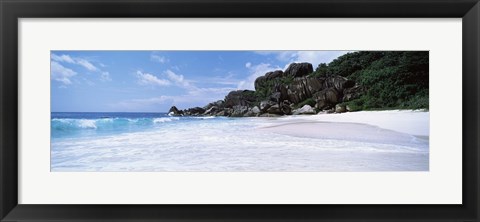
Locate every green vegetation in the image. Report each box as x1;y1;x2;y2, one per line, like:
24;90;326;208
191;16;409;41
311;51;429;110
341;97;366;112
254;75;295;101
254;81;275;100
280;76;294;85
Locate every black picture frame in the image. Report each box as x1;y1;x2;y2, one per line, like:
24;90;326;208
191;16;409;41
1;0;479;221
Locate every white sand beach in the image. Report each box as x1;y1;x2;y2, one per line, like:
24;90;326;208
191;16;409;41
258;110;429;138
249;110;430;171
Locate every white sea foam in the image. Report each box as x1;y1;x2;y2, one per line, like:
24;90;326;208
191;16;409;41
153;117;180;123
77;119;97;129
98;118;114;123
52;118;71;123
127;118;139;123
192;116;216;120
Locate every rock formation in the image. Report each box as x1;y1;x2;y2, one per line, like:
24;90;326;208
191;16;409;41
284;63;313;78
292;105;316;115
168;106;183;116
170;62;364;117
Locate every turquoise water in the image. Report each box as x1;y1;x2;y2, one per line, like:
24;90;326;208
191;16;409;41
51;112;220;139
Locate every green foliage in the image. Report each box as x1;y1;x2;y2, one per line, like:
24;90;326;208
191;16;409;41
356;52;428;109
310;51;386;78
254;80;275;100
401;93;429;110
312;63;328;77
280;76;294;85
311;51;429;110
342;96;366;111
254;76;294;102
242;90;256;98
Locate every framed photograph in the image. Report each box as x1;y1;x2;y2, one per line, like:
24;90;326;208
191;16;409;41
1;0;479;221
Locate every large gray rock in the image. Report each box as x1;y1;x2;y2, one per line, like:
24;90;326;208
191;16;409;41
183;107;205;116
203;106;218;115
335;104;347;113
243;109;257;117
266;103;291;115
324;75;355;92
287;76;325;104
223;108;233;116
284;62;313;78
259;100;276;112
293;105;316;115
251;106;261;114
231;105;249;117
254;70;284;90
271;83;289;103
266;105;283;115
203;100;224;110
242;107;261;117
215;110;226;116
168;106;183;116
286;75;355;104
313;88;340;110
224;90;256;108
281;102;292;115
265;70;284;80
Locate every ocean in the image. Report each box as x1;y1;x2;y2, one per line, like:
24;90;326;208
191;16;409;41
51;112;213;139
51;112;429;172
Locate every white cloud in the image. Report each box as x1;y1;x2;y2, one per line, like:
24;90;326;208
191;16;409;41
136;71;171;86
51;53;111;82
151;54;168;64
205;72;241;86
165;70;192;88
51;54;76;64
295;51;351;65
76;59;99;72
237;63;282;90
51;61;77;85
254;51;296;62
164;70;235;98
51;53;99;72
100;72;112;81
255;51;351;67
276;51;297;62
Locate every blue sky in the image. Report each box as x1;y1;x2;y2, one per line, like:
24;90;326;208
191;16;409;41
51;51;349;112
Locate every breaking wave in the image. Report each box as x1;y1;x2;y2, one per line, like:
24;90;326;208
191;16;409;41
51;117;181;131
